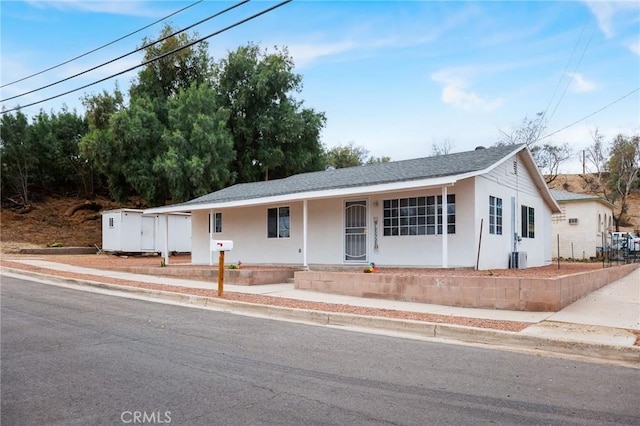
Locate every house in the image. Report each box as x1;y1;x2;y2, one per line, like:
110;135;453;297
550;190;614;259
144;144;560;270
101;209;191;254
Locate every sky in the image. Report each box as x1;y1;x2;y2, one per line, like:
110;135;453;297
1;0;639;173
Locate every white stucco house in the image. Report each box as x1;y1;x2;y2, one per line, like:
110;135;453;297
144;144;560;270
550;190;614;259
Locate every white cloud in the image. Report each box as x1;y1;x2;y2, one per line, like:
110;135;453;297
566;72;597;93
431;70;503;112
287;41;358;68
628;39;640;55
584;1;640;38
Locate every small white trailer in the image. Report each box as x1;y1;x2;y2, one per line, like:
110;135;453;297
101;209;191;253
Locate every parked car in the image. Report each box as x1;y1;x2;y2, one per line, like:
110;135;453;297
611;232;640;252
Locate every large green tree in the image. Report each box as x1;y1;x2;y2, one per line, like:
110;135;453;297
79;89;127;201
214;44;326;181
0;110;34;204
155;83;235;202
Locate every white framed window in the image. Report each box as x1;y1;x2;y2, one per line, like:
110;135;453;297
268;206;290;238
521;205;535;238
383;194;455;236
208;212;222;233
108;217;114;228
489;196;502;235
568;218;578;225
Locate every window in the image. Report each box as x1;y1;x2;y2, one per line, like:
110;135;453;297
568;218;578;225
208;212;223;233
521;205;535;238
383;194;455;236
489;196;502;235
268;207;290;238
108;217;114;228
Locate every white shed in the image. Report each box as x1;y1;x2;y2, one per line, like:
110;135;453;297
101;209;191;253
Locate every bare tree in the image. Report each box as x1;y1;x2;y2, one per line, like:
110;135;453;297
608;134;640;230
496;112;572;183
582;129;611;199
431;138;454;156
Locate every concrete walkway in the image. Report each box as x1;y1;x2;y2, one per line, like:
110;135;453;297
4;259;640;357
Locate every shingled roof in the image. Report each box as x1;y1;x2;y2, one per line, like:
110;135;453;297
175;144;524;207
550;189;613;207
146;144;529;213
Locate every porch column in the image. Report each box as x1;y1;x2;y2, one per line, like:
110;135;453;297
303;199;308;269
209;209;214;266
442;186;448;268
163;213;169;266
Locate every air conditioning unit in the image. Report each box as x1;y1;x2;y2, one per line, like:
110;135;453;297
510;251;527;269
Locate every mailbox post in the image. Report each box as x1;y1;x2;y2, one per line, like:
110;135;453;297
211;240;233;296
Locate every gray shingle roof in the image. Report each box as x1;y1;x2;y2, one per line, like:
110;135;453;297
177;144;524;208
550;189;601;202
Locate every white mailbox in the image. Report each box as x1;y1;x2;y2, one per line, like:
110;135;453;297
211;239;234;251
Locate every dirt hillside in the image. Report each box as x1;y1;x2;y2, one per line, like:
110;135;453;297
0;195;143;254
1;174;639;253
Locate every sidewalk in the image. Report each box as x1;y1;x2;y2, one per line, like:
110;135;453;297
2;258;639;366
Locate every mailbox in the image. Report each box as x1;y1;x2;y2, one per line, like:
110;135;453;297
211;239;233;251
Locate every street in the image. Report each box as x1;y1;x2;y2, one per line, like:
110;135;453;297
2;275;639;425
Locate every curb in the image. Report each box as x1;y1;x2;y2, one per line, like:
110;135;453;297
3;267;639;366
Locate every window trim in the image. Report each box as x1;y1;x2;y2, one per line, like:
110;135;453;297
489;196;502;235
521;205;535;238
267;206;290;239
383;194;455;236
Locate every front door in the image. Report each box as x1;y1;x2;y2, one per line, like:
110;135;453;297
344;200;367;263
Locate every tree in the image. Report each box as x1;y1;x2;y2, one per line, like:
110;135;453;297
496;113;572;183
214;43;326;181
79;89;127;201
155;83;235;202
607;134;640;230
431;138;454;156
324;142;390;168
529;143;572;184
582;129;612;201
0;110;34;205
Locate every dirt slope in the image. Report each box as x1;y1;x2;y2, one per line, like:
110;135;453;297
0;195;143;253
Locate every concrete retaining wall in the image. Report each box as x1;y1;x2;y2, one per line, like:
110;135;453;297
113;266;296;286
294;264;639;311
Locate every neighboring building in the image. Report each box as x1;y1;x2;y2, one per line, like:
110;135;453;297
550;190;614;259
101;209;191;253
145;144;560;270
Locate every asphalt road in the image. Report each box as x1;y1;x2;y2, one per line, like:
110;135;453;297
2;275;639;426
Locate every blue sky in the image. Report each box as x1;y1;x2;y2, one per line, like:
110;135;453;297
1;0;639;172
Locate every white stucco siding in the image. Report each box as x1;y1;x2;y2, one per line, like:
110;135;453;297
366;185;474;267
191;210;210;264
552;201;612;259
306;198;344;264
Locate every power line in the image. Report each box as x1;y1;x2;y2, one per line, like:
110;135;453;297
1;0;293;115
0;0;204;89
538;88;640;141
1;0;251;103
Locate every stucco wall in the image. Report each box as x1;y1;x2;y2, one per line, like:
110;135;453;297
474;152;553;269
551;201;613;259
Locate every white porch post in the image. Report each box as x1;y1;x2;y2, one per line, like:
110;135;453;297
209;209;214;266
303;199;308;269
163;213;169;266
442;186;448;268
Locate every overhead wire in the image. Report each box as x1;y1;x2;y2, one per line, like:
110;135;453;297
537;88;640;142
0;0;293;115
0;0;204;89
1;0;251;103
